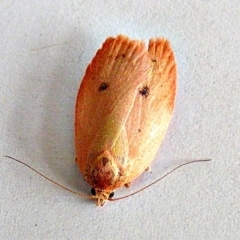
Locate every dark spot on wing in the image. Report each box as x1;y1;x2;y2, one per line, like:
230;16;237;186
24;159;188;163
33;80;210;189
102;157;109;166
139;86;149;98
115;54;126;59
98;82;109;91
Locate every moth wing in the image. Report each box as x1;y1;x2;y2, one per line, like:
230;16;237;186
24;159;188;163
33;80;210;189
124;38;177;180
75;35;151;173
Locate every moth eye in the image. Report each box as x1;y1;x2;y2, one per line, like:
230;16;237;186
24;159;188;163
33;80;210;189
91;188;96;196
109;192;114;198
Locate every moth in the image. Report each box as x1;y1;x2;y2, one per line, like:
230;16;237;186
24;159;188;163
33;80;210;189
75;35;177;206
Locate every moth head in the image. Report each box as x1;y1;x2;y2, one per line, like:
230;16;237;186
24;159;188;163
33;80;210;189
91;188;114;206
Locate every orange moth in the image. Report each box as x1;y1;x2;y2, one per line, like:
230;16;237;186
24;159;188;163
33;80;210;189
75;35;177;206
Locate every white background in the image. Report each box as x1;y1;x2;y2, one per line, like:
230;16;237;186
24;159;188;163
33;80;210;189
0;1;239;239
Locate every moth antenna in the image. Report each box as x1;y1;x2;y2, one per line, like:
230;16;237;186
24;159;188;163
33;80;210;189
4;155;94;200
109;159;211;201
30;42;68;51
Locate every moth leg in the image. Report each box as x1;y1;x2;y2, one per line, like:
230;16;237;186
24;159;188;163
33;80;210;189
145;166;151;172
124;182;131;188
